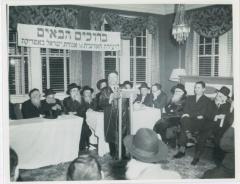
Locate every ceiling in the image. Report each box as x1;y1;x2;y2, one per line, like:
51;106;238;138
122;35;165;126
85;4;210;15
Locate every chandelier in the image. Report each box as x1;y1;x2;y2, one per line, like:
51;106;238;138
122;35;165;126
172;4;190;44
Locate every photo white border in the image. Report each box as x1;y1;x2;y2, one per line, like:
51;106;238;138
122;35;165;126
1;0;239;183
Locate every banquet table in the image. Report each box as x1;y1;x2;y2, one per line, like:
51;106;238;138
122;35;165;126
86;107;161;156
10;115;83;169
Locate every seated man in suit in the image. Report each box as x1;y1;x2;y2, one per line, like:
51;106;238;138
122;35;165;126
134;82;152;107
41;88;63;118
150;83;167;111
202;95;234;178
173;81;211;165
22;88;43;119
78;86;96;151
207;87;232;144
206;87;232;165
153;83;187;147
63;83;82;114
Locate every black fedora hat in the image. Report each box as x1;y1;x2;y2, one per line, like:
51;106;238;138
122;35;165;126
139;82;150;90
67;83;81;95
217;86;230;98
171;83;187;95
80;86;94;95
124;128;168;163
96;79;107;90
44;88;56;97
123;80;133;88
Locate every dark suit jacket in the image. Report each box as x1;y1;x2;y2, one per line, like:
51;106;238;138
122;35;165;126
63;96;81;114
77;98;97;119
21;99;43;119
150;91;167;109
95;92;103;111
41;99;63;117
206;100;231;122
183;95;210;118
99;86;129;143
134;94;152;107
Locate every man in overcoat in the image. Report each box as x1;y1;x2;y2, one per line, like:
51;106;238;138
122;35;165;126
99;71;129;159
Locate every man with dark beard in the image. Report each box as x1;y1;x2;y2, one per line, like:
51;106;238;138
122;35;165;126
63;83;82;114
153;83;186;147
22;88;43;119
41;88;63;118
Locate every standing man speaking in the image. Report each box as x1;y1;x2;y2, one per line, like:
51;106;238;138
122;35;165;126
99;71;129;159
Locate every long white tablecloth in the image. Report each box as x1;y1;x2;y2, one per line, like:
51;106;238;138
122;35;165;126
10;115;83;169
86;107;161;156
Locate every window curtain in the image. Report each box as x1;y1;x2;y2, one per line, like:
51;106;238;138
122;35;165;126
184;31;194;75
90;12;105;91
89;10;158;40
186;5;232;38
91;52;104;92
70;51;82;86
184;5;232;75
9;6;79;30
151;25;160;83
89;11;158;85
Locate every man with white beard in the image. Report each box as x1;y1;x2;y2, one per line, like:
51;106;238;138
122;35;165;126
22;88;43;119
153;83;186;148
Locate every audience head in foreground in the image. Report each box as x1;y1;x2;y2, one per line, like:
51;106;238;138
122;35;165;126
124;128;181;179
67;154;102;181
10;148;20;181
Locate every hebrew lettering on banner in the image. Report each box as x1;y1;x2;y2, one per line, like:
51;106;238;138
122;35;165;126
17;23;120;51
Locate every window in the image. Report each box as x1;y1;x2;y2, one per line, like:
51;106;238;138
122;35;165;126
103;24;119;78
198;36;219;76
41;48;70;92
8;31;29;95
130;30;148;83
192;30;232;77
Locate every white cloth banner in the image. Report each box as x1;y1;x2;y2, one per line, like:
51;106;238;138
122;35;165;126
17;23;121;51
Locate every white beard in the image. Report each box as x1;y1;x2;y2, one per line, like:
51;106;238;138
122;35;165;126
32;100;41;108
215;98;225;106
171;94;183;103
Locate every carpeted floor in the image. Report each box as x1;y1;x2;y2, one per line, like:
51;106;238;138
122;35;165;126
19;146;216;181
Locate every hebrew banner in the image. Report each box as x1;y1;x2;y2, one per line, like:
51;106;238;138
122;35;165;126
17;23;121;51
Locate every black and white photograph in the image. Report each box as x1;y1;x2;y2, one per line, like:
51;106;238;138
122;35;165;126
0;0;239;183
